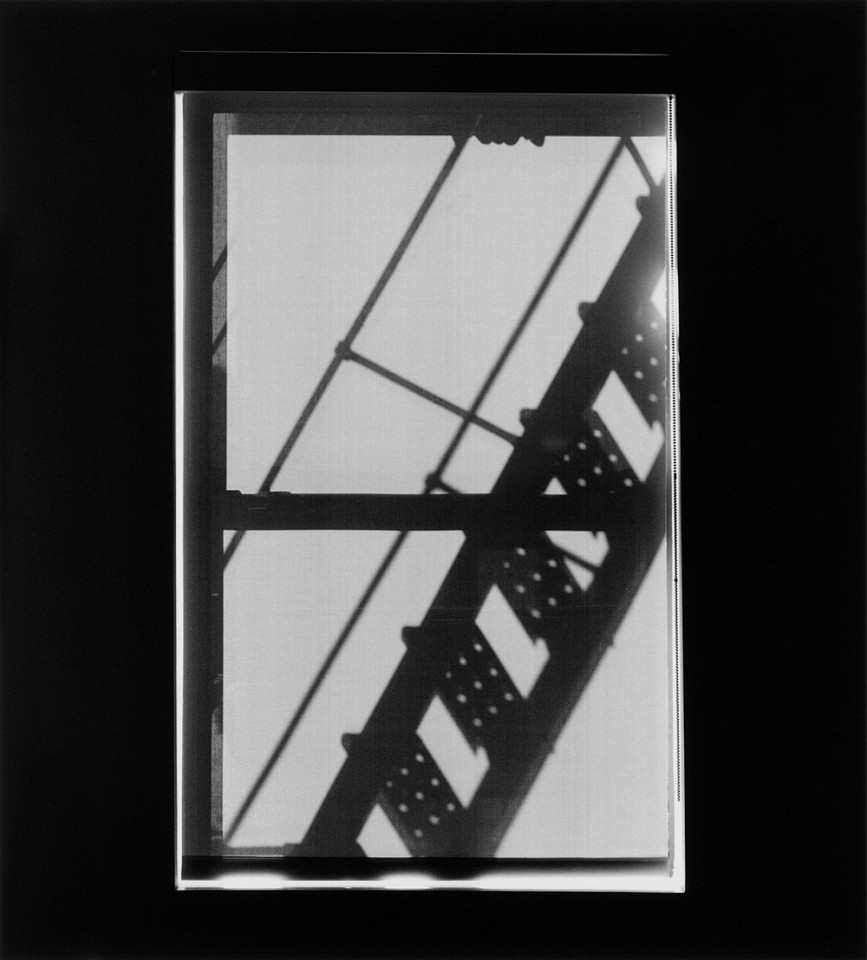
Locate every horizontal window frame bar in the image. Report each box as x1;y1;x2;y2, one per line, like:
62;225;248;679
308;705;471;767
185;90;668;138
218;491;647;531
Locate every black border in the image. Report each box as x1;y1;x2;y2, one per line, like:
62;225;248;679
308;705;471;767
1;4;865;959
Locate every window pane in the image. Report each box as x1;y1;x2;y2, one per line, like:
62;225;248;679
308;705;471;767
222;530;465;849
224;133;666;495
226;135;456;493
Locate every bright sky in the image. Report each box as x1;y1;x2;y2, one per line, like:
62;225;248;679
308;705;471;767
222;132;671;857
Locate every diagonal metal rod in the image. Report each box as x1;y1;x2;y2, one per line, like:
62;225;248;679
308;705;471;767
624;137;656;193
222;136;467;570
223;529;410;845
213;244;228;281
549;542;600;574
429;137;627;485
346;348;519;445
426;476;463;495
212;322;227;356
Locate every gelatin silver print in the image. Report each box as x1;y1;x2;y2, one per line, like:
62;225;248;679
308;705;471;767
177;92;682;890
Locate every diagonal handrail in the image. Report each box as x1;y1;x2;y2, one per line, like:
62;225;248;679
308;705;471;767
624;136;656;192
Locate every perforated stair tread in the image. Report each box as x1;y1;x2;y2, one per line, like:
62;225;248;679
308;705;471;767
403;621;524;753
479;539;592;648
378;735;464;857
612;302;668;424
555;414;641;495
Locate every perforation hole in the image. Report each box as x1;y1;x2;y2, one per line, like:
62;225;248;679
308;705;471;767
473;642;483;652
473;718;483;728
415;753;425;763
457;693;467;704
608;453;618;463
399;803;408;812
649;393;658;403
650;356;659;366
504;692;514;702
530;608;541;619
515;584;526;594
624;477;634;487
386;780;393;788
636;334;644;343
489;705;498;715
578;442;587;451
400;768;409;776
516;548;526;556
431;777;440;787
548;597;557;606
447;803;456;812
473;680;483;690
458;656;467;665
577;478;587;488
621;347;629;355
593;465;602;475
429;815;440;825
592;429;602;439
444;670;452;679
502;561;511;570
634;370;644;380
547;558;557;568
564;584;574;594
532;572;542;582
414;829;423;838
489;667;498;677
415;791;424;801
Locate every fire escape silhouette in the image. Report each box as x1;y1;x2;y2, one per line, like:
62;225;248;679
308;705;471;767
218;133;669;858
